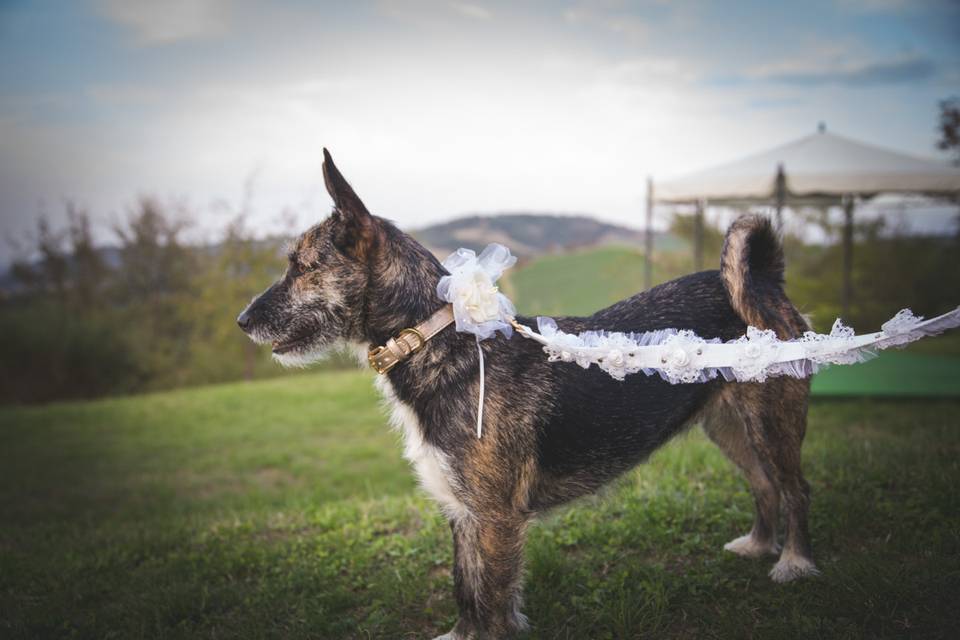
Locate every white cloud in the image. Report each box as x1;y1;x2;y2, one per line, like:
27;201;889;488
96;0;231;45
601;57;700;86
449;2;492;20
747;54;936;86
836;0;911;13
376;0;493;24
86;85;165;105
563;6;650;42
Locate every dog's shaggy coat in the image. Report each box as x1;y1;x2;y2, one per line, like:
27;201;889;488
238;151;817;639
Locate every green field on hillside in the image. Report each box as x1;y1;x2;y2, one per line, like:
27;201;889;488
2;371;959;639
507;244;696;318
506;245;650;317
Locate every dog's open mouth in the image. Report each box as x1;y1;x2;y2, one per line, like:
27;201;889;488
272;330;318;354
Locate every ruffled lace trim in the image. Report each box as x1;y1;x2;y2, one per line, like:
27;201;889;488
521;306;960;384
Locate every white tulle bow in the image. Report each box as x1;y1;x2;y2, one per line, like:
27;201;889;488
437;244;517;340
437;244;518;438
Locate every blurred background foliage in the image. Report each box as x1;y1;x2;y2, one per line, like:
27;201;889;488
1;201;957;404
1;201;316;404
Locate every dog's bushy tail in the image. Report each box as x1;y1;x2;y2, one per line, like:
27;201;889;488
720;215;805;338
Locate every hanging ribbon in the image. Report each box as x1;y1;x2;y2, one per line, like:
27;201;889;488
476;336;485;438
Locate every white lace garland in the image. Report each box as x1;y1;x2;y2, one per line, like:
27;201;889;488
516;307;960;384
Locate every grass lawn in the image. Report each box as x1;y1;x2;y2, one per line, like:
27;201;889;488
812;351;960;398
2;370;959;639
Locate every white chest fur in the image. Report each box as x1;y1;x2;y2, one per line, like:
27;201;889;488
374;376;471;523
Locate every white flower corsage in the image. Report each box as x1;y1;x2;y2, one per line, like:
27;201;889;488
437;244;517;340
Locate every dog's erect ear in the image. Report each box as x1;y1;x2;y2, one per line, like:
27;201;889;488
322;148;380;259
323;148;368;215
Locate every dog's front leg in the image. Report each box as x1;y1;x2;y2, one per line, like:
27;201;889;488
437;513;530;639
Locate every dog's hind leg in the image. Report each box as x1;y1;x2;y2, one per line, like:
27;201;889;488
764;378;820;582
732;381;820;582
440;512;530;639
703;389;781;559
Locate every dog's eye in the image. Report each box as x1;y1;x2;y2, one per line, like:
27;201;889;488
288;257;317;277
286;251;306;270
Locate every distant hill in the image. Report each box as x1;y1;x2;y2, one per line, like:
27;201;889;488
412;213;648;258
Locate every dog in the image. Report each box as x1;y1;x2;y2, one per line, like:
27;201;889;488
238;150;817;639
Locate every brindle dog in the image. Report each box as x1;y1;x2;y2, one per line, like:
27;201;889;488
238;150;818;639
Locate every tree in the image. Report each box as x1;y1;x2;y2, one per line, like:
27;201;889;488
65;203;106;308
936;97;960;165
110;197;196;389
112;196;193;302
8;215;70;298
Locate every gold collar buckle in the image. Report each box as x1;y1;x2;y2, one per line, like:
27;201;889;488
367;345;392;374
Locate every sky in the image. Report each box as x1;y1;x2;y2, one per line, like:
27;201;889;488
1;0;958;262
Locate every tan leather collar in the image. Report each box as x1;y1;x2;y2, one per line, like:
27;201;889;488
367;304;455;374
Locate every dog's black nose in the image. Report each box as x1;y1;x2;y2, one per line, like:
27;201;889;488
237;309;254;332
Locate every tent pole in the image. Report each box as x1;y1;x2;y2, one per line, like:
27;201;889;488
694;199;705;272
775;163;786;232
954;193;960;244
842;196;855;318
644;176;654;290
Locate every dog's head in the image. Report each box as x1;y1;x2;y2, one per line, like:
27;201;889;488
237;149;384;367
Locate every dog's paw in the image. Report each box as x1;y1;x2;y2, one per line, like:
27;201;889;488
723;533;780;558
769;553;821;583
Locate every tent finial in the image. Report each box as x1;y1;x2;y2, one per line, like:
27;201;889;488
818;121;826;134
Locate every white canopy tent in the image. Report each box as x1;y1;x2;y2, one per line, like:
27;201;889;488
645;126;960;315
